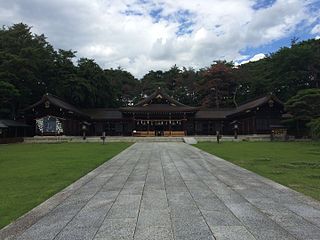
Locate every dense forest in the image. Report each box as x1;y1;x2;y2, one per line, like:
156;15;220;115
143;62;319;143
0;23;319;136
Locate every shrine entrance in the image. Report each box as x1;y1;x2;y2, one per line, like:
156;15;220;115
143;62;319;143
133;119;186;137
155;124;164;136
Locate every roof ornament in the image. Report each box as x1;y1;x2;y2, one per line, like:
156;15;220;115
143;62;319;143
44;101;50;108
268;99;274;108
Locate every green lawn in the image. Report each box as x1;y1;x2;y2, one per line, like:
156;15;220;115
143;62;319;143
195;141;320;201
0;142;131;229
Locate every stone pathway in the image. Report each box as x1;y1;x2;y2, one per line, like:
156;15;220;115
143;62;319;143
2;142;320;240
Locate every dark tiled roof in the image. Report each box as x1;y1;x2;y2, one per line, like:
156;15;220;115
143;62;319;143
0;122;8;128
120;104;199;113
0;119;30;127
195;109;233;119
194;95;283;119
82;109;123;120
123;88;199;112
23;93;88;117
135;88;190;107
22;92;284;121
228;95;283;117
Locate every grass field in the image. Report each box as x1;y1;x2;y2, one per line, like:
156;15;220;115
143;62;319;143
195;141;320;201
0;142;131;229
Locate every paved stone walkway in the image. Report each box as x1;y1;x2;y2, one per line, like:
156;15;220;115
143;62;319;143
2;142;320;240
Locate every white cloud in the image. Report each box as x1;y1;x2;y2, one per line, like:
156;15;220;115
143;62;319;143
239;53;266;65
0;0;318;78
311;24;320;34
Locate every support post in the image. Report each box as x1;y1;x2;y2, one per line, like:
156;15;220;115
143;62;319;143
101;131;106;144
147;113;150;135
169;113;172;136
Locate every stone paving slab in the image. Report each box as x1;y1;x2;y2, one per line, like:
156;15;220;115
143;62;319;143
1;142;320;240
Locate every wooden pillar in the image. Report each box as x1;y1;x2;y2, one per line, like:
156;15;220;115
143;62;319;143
183;112;186;135
147;113;150;135
193;120;196;135
132;113;135;136
169;113;172;136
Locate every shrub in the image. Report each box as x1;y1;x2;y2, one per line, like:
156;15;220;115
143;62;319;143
308;118;320;139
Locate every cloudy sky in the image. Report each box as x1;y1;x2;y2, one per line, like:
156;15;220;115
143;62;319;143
0;0;319;78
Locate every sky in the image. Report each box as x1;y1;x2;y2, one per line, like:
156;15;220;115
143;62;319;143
0;0;319;78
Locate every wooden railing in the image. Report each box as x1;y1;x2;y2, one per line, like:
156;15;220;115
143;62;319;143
133;131;185;137
166;131;185;136
133;131;155;137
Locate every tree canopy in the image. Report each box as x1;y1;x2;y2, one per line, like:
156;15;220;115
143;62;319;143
285;89;320;136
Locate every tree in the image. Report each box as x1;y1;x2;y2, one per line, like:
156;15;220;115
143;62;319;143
75;58;115;108
269;40;320;100
0;23;56;116
308;118;320;139
52;49;77;97
105;68;140;106
0;81;20;118
198;61;237;108
237;56;273;102
238;39;320;103
140;70;166;95
285;89;320;136
173;67;201;106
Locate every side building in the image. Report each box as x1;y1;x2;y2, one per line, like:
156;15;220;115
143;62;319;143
21;88;285;136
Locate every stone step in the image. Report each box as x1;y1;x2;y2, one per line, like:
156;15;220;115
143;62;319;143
23;134;271;143
183;137;198;144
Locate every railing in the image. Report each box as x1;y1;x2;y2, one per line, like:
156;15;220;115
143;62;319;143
133;131;185;137
133;131;155;137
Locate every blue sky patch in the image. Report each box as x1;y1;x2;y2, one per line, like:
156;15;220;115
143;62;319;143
148;7;195;35
252;0;276;10
149;8;163;22
122;9;143;16
241;29;315;60
175;9;195;36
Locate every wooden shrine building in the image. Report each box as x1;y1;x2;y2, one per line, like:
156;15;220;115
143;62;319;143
22;88;285;137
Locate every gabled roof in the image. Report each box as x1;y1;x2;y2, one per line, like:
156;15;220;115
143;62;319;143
194;95;283;119
23;93;88;117
0;121;8;128
121;88;199;112
228;95;283;117
0;119;30;127
135;88;188;107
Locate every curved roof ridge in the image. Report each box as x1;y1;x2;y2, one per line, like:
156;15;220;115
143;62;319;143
134;88;190;107
22;93;88;117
